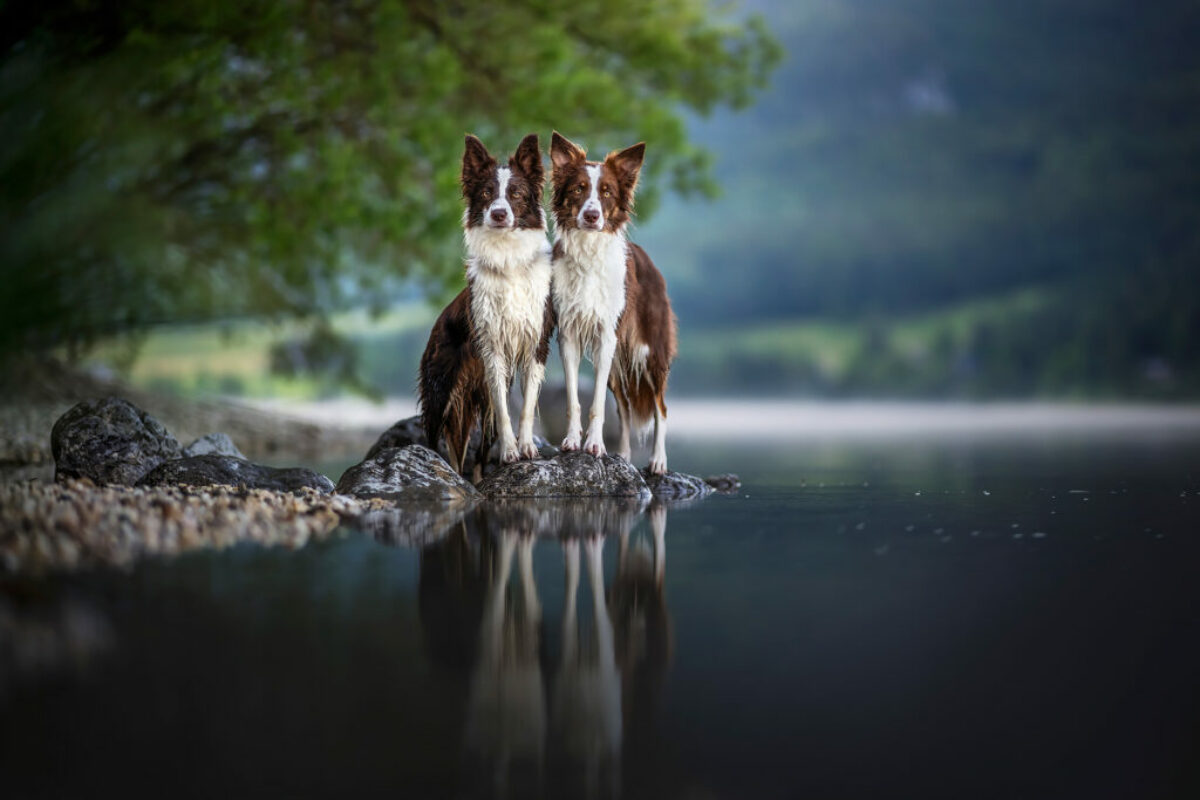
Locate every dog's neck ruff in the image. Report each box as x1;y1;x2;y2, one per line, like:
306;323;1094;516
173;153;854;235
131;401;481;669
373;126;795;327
554;226;628;275
464;226;549;277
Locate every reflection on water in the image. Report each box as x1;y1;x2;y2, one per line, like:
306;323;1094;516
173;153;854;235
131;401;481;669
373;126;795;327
420;499;669;798
3;433;1199;798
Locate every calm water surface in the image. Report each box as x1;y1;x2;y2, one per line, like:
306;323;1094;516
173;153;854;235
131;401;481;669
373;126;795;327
3;428;1199;799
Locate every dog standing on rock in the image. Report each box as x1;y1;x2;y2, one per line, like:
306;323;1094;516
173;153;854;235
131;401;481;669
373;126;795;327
549;132;677;475
419;134;555;479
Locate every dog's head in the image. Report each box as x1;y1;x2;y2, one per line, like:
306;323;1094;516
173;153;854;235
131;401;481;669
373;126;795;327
461;133;545;231
550;131;645;234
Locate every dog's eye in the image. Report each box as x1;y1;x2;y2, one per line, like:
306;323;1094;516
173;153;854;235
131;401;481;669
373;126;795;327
511;190;523;200
601;188;611;198
482;188;492;198
574;185;584;195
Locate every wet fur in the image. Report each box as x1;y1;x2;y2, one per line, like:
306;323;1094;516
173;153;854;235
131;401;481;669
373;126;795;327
419;134;555;477
549;132;677;473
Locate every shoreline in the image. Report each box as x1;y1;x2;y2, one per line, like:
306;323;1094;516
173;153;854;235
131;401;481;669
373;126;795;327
241;396;1200;440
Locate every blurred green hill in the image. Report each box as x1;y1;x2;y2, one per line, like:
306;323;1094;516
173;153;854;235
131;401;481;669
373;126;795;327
639;0;1200;397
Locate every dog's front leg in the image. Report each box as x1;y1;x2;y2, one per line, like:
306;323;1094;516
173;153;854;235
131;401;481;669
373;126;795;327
486;357;520;463
583;331;616;457
516;360;545;460
560;333;583;451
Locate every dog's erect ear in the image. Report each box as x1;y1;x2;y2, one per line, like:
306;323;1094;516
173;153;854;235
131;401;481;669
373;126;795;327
606;142;646;189
512;133;543;184
463;134;496;182
551;131;586;170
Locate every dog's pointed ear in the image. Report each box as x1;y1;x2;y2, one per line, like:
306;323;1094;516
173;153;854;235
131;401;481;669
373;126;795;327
551;131;586;170
607;142;646;188
512;133;543;184
463;134;496;183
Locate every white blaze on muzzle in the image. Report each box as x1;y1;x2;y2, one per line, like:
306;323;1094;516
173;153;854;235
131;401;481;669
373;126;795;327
488;167;513;227
578;164;604;229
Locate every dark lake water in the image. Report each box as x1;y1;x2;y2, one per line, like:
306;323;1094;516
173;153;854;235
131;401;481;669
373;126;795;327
3;427;1199;798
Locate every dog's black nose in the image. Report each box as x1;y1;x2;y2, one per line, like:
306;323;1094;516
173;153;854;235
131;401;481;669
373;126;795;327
490;207;509;223
582;209;600;225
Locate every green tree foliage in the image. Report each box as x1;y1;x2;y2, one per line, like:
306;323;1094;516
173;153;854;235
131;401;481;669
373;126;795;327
0;0;780;353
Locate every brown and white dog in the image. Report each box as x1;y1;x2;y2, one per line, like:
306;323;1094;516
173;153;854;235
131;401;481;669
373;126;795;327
419;134;554;478
549;132;678;474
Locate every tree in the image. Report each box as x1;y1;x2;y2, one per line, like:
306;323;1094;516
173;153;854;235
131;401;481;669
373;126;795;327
0;0;780;353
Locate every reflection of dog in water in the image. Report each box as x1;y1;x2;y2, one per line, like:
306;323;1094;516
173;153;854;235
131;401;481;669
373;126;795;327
417;501;670;797
464;529;545;790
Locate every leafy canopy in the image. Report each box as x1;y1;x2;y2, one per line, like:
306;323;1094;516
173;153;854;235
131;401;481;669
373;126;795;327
0;0;780;352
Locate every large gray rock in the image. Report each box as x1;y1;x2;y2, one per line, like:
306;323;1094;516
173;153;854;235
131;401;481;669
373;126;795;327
336;445;480;503
182;432;245;460
365;416;427;460
137;454;335;493
51;397;181;486
641;469;715;500
477;451;650;499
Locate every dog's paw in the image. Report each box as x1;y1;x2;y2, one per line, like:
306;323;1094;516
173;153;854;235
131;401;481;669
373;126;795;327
648;456;668;475
517;439;539;460
561;432;581;451
583;435;607;458
501;446;521;464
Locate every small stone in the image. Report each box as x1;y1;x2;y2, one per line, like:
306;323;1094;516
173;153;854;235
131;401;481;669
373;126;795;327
181;433;246;460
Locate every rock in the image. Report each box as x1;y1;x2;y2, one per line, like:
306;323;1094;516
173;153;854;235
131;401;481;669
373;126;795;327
364;416;427;460
51;397;182;486
478;451;649;499
335;445;480;503
642;469;716;500
366;415;558;476
704;473;742;493
137;454;335;494
182;432;246;459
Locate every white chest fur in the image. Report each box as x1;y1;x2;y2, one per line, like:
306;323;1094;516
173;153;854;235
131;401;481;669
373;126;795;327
551;229;628;356
465;227;552;369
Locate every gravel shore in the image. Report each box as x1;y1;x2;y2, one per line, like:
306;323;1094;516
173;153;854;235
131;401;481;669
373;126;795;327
0;480;402;575
0;358;395;576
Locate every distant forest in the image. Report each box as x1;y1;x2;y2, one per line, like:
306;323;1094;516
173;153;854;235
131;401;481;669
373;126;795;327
640;0;1200;398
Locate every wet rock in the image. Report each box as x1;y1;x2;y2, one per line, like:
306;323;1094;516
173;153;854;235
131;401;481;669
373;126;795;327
704;473;742;494
182;432;246;459
51;397;182;486
641;469;715;500
137;454;335;494
478;451;649;499
365;416;427;460
336;445;480;503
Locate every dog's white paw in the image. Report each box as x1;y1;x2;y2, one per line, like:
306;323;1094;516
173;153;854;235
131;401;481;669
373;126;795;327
561;431;581;451
517;439;539;460
583;434;606;458
501;445;521;464
648;456;667;475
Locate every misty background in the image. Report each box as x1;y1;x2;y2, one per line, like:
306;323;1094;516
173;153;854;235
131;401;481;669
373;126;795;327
3;0;1197;403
